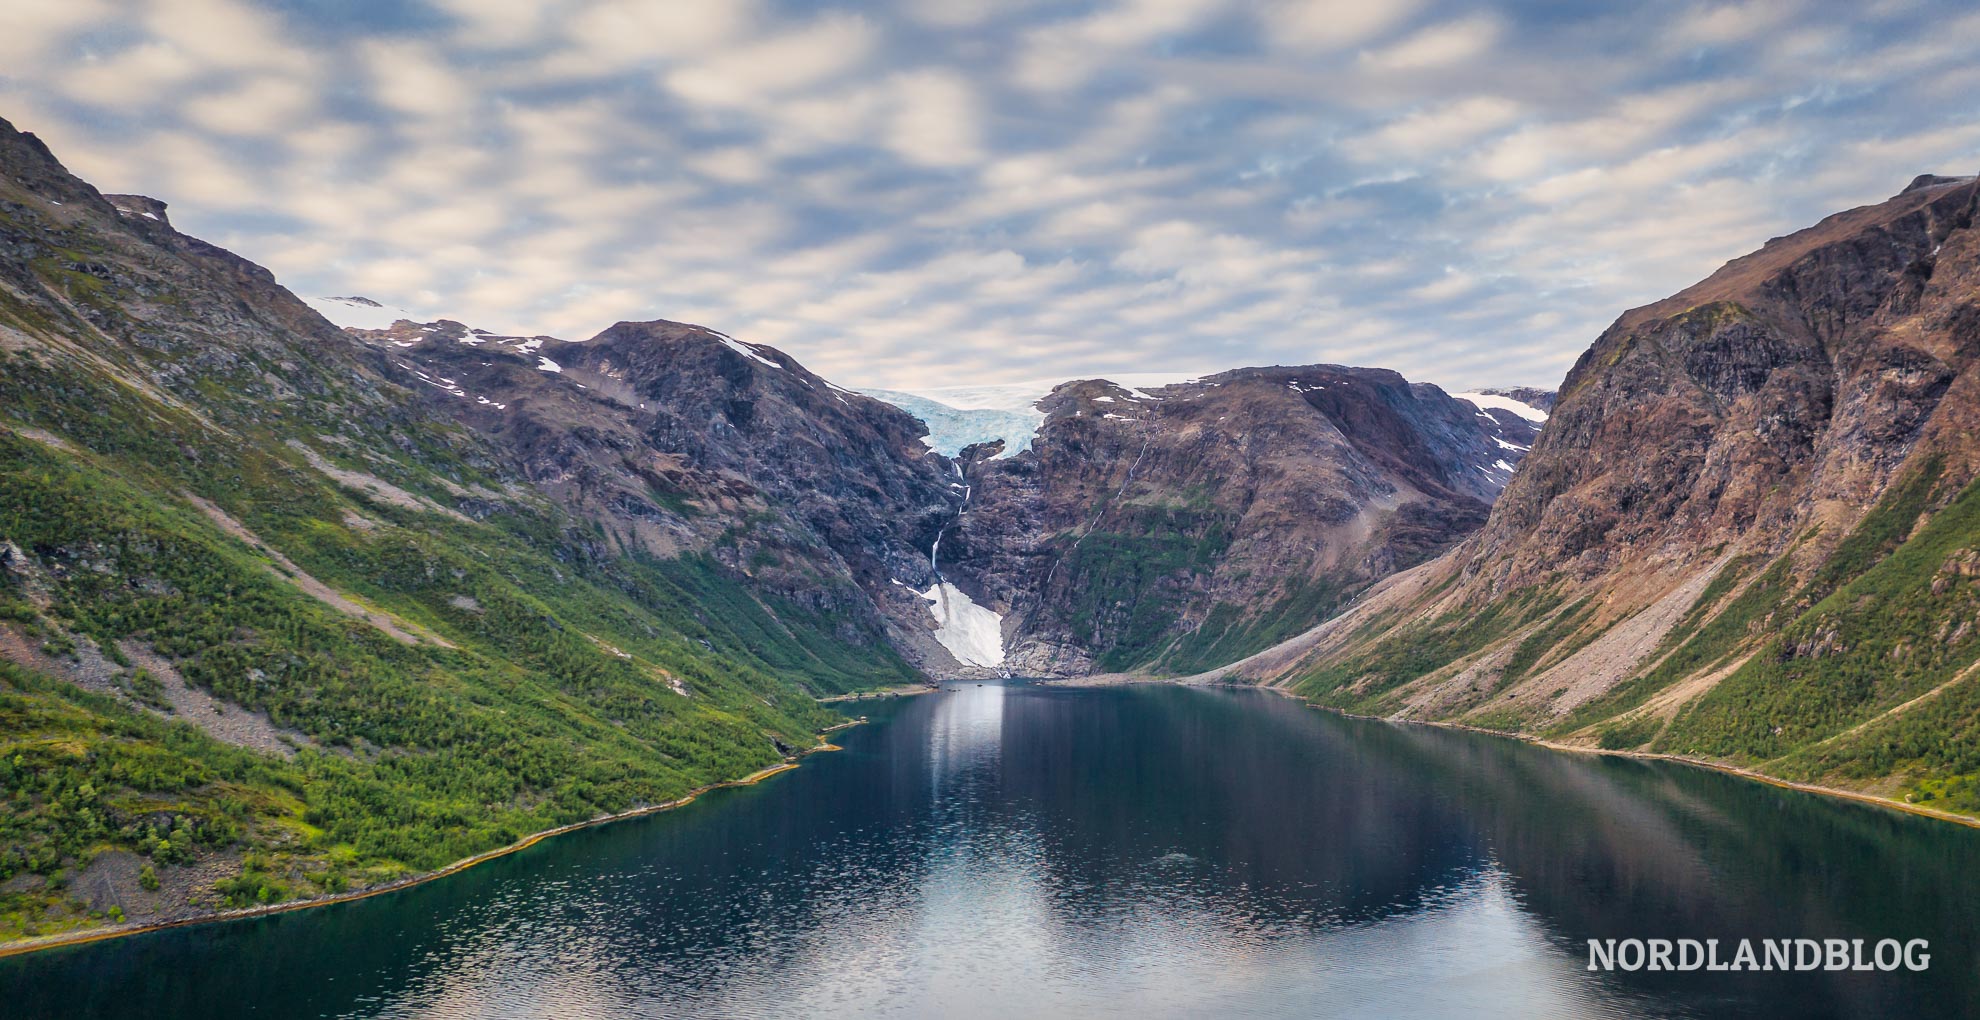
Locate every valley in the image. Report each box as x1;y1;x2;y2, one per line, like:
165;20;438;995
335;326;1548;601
2;106;1978;959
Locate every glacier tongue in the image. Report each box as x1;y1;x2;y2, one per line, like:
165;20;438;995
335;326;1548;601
859;388;1045;458
920;582;1005;667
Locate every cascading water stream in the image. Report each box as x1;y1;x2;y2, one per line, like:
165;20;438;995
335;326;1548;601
920;456;1005;669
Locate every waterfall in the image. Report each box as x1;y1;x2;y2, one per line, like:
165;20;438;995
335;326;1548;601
920;455;1006;668
932;458;973;577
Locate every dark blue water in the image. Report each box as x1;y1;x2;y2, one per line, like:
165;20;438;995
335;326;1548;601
4;682;1976;1018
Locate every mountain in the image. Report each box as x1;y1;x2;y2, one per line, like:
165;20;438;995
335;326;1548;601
0;116;890;942
338;315;965;675
1224;172;1980;816
0;114;1551;944
936;367;1544;675
344;321;1546;678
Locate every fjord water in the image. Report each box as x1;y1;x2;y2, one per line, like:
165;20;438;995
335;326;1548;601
7;684;1977;1019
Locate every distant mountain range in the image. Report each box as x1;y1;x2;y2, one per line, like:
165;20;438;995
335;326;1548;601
307;314;1541;678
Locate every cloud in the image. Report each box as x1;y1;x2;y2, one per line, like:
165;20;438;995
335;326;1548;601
1012;0;1229;92
664;13;877;109
182;75;318;135
550;0;759;72
0;1;111;72
363;40;475;119
1352;96;1525;162
1359;15;1504;71
1261;0;1424;52
1;0;1976;394
884;70;985;167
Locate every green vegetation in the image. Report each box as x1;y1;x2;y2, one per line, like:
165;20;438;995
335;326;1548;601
1595;714;1662;751
1053;507;1235;672
1499;597;1597;684
1158;575;1348;675
0;221;894;943
1657;466;1980;764
0;660;300;939
1291;588;1561;711
1550;555;1796;737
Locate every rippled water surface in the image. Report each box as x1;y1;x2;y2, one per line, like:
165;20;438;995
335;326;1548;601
6;682;1978;1018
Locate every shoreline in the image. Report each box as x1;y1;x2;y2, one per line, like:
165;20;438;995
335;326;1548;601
1035;674;1980;829
817;683;937;703
1242;681;1980;831
0;731;855;961
16;673;1974;960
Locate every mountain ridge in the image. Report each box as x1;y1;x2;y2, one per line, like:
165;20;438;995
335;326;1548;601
1217;171;1980;818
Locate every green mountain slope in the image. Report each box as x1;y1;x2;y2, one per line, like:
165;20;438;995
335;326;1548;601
0;120;890;945
1222;173;1980;819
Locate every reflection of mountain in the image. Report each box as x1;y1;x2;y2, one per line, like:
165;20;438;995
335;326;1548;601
1364;718;1980;1017
995;685;1484;925
925;682;1006;781
9;684;1977;1018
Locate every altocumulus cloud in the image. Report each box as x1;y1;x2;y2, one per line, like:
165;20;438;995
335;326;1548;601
2;0;1977;391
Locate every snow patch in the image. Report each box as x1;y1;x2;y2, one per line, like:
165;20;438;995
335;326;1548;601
863;371;1204;459
305;295;424;331
702;328;780;368
537;356;563;373
1451;392;1548;423
920;583;1005;667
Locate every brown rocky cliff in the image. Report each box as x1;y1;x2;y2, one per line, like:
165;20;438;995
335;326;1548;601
1473;174;1979;588
1235;174;1980;782
944;367;1540;675
349;316;969;670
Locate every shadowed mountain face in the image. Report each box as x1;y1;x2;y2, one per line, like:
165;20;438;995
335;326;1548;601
350;315;1545;677
343;315;968;669
940;368;1542;675
1234;173;1980;815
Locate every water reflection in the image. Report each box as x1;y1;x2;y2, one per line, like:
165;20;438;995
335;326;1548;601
4;682;1974;1019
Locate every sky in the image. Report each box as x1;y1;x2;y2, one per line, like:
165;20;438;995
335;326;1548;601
2;1;1977;393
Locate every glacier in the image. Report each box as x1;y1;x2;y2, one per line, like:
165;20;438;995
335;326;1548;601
861;389;1046;458
862;372;1206;459
920;582;1006;667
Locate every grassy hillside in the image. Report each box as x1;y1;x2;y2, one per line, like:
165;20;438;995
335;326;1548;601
1283;460;1980;817
0;143;910;945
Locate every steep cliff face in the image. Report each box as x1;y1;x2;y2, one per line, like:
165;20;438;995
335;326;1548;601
938;367;1542;675
1472;174;1980;589
344;316;964;668
1233;173;1980;815
352;317;1548;679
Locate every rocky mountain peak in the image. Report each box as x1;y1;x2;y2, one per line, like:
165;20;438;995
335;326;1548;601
103;194;170;228
943;361;1542;674
1242;175;1980;798
1902;172;1977;195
